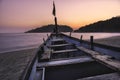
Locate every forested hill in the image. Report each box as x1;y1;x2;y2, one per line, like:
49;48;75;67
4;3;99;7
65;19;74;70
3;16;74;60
74;16;120;32
26;24;73;33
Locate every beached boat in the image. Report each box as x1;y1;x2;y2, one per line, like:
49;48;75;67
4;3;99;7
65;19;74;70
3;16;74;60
21;32;120;80
21;1;120;80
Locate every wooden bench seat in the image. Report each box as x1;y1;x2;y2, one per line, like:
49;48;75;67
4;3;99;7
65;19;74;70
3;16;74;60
51;38;65;42
48;43;73;48
52;49;78;54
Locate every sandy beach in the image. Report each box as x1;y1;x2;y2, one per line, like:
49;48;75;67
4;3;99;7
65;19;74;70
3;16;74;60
0;48;38;80
94;36;120;48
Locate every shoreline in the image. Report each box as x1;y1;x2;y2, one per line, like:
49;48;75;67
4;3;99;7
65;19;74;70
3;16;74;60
0;46;39;54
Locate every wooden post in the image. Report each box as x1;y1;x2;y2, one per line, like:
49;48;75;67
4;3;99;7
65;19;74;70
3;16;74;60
80;35;83;43
90;36;94;50
38;50;41;62
50;50;52;59
55;17;58;36
38;46;44;62
47;34;49;40
43;38;46;45
70;32;72;37
47;34;49;37
43;38;45;42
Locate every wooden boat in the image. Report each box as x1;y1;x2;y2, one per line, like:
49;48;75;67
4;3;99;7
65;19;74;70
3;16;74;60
21;1;120;80
20;32;120;80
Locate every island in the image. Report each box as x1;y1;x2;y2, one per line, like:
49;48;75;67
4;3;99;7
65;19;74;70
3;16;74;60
74;16;120;32
26;24;73;33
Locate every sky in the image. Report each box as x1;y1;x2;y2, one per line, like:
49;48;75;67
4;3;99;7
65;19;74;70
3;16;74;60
0;0;120;33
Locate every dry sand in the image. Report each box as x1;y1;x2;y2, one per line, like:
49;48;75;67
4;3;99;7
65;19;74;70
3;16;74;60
94;36;120;48
0;48;38;80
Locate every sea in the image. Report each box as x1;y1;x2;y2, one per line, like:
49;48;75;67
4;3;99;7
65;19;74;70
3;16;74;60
0;33;120;53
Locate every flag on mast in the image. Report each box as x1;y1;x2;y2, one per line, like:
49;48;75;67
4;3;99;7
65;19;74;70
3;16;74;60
52;1;56;16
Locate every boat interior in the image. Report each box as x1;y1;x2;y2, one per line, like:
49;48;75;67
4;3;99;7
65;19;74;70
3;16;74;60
27;33;120;80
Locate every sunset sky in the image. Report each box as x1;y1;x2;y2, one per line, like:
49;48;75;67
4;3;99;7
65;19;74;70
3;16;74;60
0;0;120;33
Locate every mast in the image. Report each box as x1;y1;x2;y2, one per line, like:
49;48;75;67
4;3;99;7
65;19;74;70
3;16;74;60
52;1;58;35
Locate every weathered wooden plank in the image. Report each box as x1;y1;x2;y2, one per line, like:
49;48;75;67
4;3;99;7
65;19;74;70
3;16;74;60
52;49;78;54
77;46;120;71
37;56;94;67
48;43;72;48
51;38;65;42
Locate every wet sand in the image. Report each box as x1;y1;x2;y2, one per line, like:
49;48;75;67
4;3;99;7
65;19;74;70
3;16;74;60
0;48;38;80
